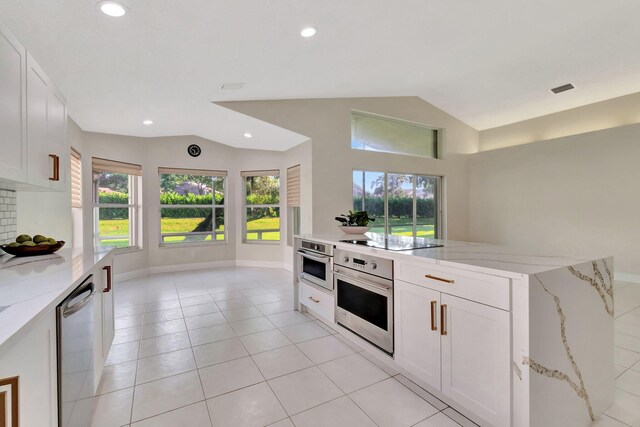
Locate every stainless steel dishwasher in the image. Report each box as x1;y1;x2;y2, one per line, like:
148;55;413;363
56;275;97;427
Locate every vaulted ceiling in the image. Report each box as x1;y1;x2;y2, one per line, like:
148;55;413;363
1;0;638;150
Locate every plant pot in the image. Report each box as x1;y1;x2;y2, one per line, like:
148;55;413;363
338;226;370;234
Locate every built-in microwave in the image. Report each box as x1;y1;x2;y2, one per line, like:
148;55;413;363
296;239;334;291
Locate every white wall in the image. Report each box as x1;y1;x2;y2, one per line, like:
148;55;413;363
219;96;479;240
479;91;640;151
469;123;640;275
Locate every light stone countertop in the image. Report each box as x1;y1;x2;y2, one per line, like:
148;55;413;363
0;247;114;353
296;233;610;278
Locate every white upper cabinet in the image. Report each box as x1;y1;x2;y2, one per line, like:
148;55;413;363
26;54;68;191
0;22;27;183
0;22;67;191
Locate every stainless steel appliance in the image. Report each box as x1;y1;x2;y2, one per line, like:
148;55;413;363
334;248;394;354
57;275;97;427
296;239;334;291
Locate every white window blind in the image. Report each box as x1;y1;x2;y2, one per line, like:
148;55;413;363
71;148;82;208
92;157;142;176
158;167;227;177
287;165;300;207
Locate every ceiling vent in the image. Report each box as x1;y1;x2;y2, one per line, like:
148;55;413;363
551;83;575;94
221;83;245;90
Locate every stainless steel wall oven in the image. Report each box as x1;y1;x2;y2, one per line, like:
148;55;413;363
334;248;394;354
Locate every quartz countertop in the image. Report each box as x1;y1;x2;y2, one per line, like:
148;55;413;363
0;247;113;353
296;233;610;278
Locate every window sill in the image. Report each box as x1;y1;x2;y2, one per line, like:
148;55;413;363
96;246;143;255
241;240;281;245
159;241;228;249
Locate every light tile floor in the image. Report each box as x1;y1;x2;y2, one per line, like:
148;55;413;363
89;268;640;427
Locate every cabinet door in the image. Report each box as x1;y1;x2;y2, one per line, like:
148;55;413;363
26;55;52;188
102;262;115;361
441;294;511;427
0;23;27;182
394;280;441;390
46;89;68;191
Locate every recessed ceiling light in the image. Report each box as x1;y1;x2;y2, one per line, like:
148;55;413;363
98;1;127;17
300;27;317;38
142;119;153;125
244;133;252;138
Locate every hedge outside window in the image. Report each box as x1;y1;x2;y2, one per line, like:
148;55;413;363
242;170;280;242
92;158;142;248
159;168;227;245
353;170;441;239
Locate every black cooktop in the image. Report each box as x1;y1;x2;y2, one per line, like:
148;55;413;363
339;235;443;251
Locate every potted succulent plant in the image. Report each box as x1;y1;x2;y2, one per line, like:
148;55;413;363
335;210;375;234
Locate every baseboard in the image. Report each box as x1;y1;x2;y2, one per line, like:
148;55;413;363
235;260;285;269
114;268;149;282
149;260;236;274
615;272;640;284
116;259;289;280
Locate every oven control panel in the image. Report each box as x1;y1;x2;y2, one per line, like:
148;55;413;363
333;248;393;280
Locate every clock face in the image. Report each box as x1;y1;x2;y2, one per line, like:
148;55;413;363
187;144;201;157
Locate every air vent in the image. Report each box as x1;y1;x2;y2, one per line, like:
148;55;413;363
221;83;245;90
551;83;575;94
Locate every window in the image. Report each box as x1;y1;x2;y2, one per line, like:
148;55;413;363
351;111;439;158
71;148;81;208
158;168;227;245
92;157;141;248
242;170;280;242
286;165;301;246
353;170;441;239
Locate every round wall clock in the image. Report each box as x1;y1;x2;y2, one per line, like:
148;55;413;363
187;144;201;157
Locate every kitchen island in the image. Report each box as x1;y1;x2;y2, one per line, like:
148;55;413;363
0;248;114;427
294;234;614;427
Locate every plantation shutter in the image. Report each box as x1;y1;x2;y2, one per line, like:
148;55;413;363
240;169;279;177
287;165;300;207
158;167;227;177
92;157;142;176
71;148;82;208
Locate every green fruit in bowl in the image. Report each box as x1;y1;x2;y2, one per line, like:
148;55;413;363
16;234;32;243
48;238;58;245
8;242;20;248
38;241;51;246
33;235;48;244
21;241;37;247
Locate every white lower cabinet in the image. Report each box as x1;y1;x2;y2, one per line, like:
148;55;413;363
0;310;58;427
395;279;511;427
395;281;441;390
440;293;511;427
299;281;334;322
101;262;115;361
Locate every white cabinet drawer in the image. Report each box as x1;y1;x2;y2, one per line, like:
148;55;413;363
395;262;510;311
300;281;334;322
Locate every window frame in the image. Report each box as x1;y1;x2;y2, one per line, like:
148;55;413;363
92;169;141;250
242;170;281;244
158;169;228;246
353;169;443;239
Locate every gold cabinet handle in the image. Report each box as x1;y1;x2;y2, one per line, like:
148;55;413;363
430;301;437;331
308;296;320;303
441;304;447;336
49;154;60;181
425;274;454;284
103;265;112;293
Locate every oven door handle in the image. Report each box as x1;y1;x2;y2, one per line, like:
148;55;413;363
297;249;330;264
334;271;391;294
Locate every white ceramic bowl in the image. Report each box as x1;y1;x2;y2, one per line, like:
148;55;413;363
338;226;371;234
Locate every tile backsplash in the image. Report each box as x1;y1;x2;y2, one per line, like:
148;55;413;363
0;188;17;245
